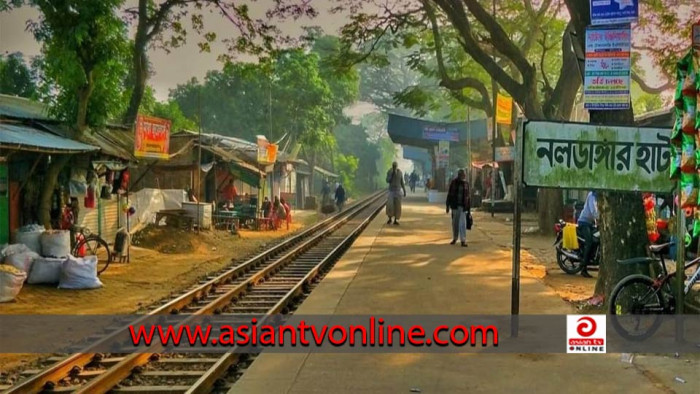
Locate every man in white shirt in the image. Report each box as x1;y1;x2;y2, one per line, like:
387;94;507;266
386;162;407;225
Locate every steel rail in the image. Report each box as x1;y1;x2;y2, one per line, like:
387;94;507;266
183;196;384;394
3;192;385;394
73;193;384;394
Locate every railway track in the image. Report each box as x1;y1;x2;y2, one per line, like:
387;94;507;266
2;191;386;394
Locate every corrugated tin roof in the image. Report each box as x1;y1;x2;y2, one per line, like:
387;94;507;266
0;94;52;120
0;123;99;153
314;166;339;178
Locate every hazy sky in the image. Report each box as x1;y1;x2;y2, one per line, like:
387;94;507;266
0;1;349;101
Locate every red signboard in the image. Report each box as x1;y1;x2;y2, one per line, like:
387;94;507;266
134;115;171;159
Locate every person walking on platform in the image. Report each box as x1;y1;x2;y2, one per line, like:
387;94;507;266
446;169;470;247
386;161;406;225
335;183;346;212
409;171;419;193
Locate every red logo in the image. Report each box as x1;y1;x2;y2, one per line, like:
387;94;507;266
576;317;597;337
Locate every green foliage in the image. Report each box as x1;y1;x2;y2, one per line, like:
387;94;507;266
334;123;381;193
170;46;347;153
28;0;130;129
0;52;37;98
632;82;665;115
311;35;361;123
334;152;359;196
139;86;197;132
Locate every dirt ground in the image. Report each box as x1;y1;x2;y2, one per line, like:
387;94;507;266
0;210;318;371
474;210;596;304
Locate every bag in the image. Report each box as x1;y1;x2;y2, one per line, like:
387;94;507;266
562;224;579;250
15;225;45;254
4;248;40;274
0;265;26;302
27;257;64;284
58;256;103;289
466;211;473;230
41;230;71;258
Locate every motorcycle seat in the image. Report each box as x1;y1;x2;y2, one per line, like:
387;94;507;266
649;242;673;255
617;257;659;266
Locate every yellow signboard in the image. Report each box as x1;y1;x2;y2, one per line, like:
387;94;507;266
496;94;512;125
256;135;278;164
134;114;171;159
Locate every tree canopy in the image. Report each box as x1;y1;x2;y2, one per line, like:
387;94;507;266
0;52;37;98
27;0;130;131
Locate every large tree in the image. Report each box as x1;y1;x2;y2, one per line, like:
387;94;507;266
28;0;129;131
25;0;130;227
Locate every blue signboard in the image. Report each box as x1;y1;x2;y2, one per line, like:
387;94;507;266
590;0;638;26
422;126;459;142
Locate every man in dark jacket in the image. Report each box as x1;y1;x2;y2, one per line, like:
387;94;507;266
335;183;346;211
446;169;470;247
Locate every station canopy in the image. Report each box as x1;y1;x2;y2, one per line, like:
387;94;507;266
387;113;488;149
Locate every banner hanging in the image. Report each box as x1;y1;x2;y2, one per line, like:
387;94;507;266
496;95;513;125
134;115;171;160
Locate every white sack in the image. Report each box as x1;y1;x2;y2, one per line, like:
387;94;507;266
27;257;64;284
0;265;27;302
58;256;103;290
41;231;71;258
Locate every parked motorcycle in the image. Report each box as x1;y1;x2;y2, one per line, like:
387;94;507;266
553;220;600;274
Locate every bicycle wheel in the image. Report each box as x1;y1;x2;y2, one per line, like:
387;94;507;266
608;274;665;341
78;236;112;275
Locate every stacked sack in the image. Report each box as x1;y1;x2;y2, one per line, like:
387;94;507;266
670;50;700;238
0;229;103;302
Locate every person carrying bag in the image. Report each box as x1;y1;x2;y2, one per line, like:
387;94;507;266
446;168;471;247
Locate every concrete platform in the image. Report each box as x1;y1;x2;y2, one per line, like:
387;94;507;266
230;195;692;394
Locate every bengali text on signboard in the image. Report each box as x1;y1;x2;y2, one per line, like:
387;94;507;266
134;115;171;159
422;126;459;142
584;25;631;110
589;0;638;26
522;120;674;192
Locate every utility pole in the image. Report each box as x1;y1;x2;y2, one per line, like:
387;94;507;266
467;106;472;186
197;88;202;233
490;0;497;218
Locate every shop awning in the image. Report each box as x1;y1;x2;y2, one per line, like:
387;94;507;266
0;123;99;154
229;161;262;187
314;166;339;179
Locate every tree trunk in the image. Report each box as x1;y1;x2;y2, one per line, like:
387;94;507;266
537;189;564;235
76;82;93;132
124;43;148;126
595;191;649;298
38;155;72;229
123;0;149;126
589;110;649;299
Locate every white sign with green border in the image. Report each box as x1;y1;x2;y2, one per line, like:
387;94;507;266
523;120;674;192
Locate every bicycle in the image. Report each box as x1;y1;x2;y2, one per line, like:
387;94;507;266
71;226;112;275
608;242;700;340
